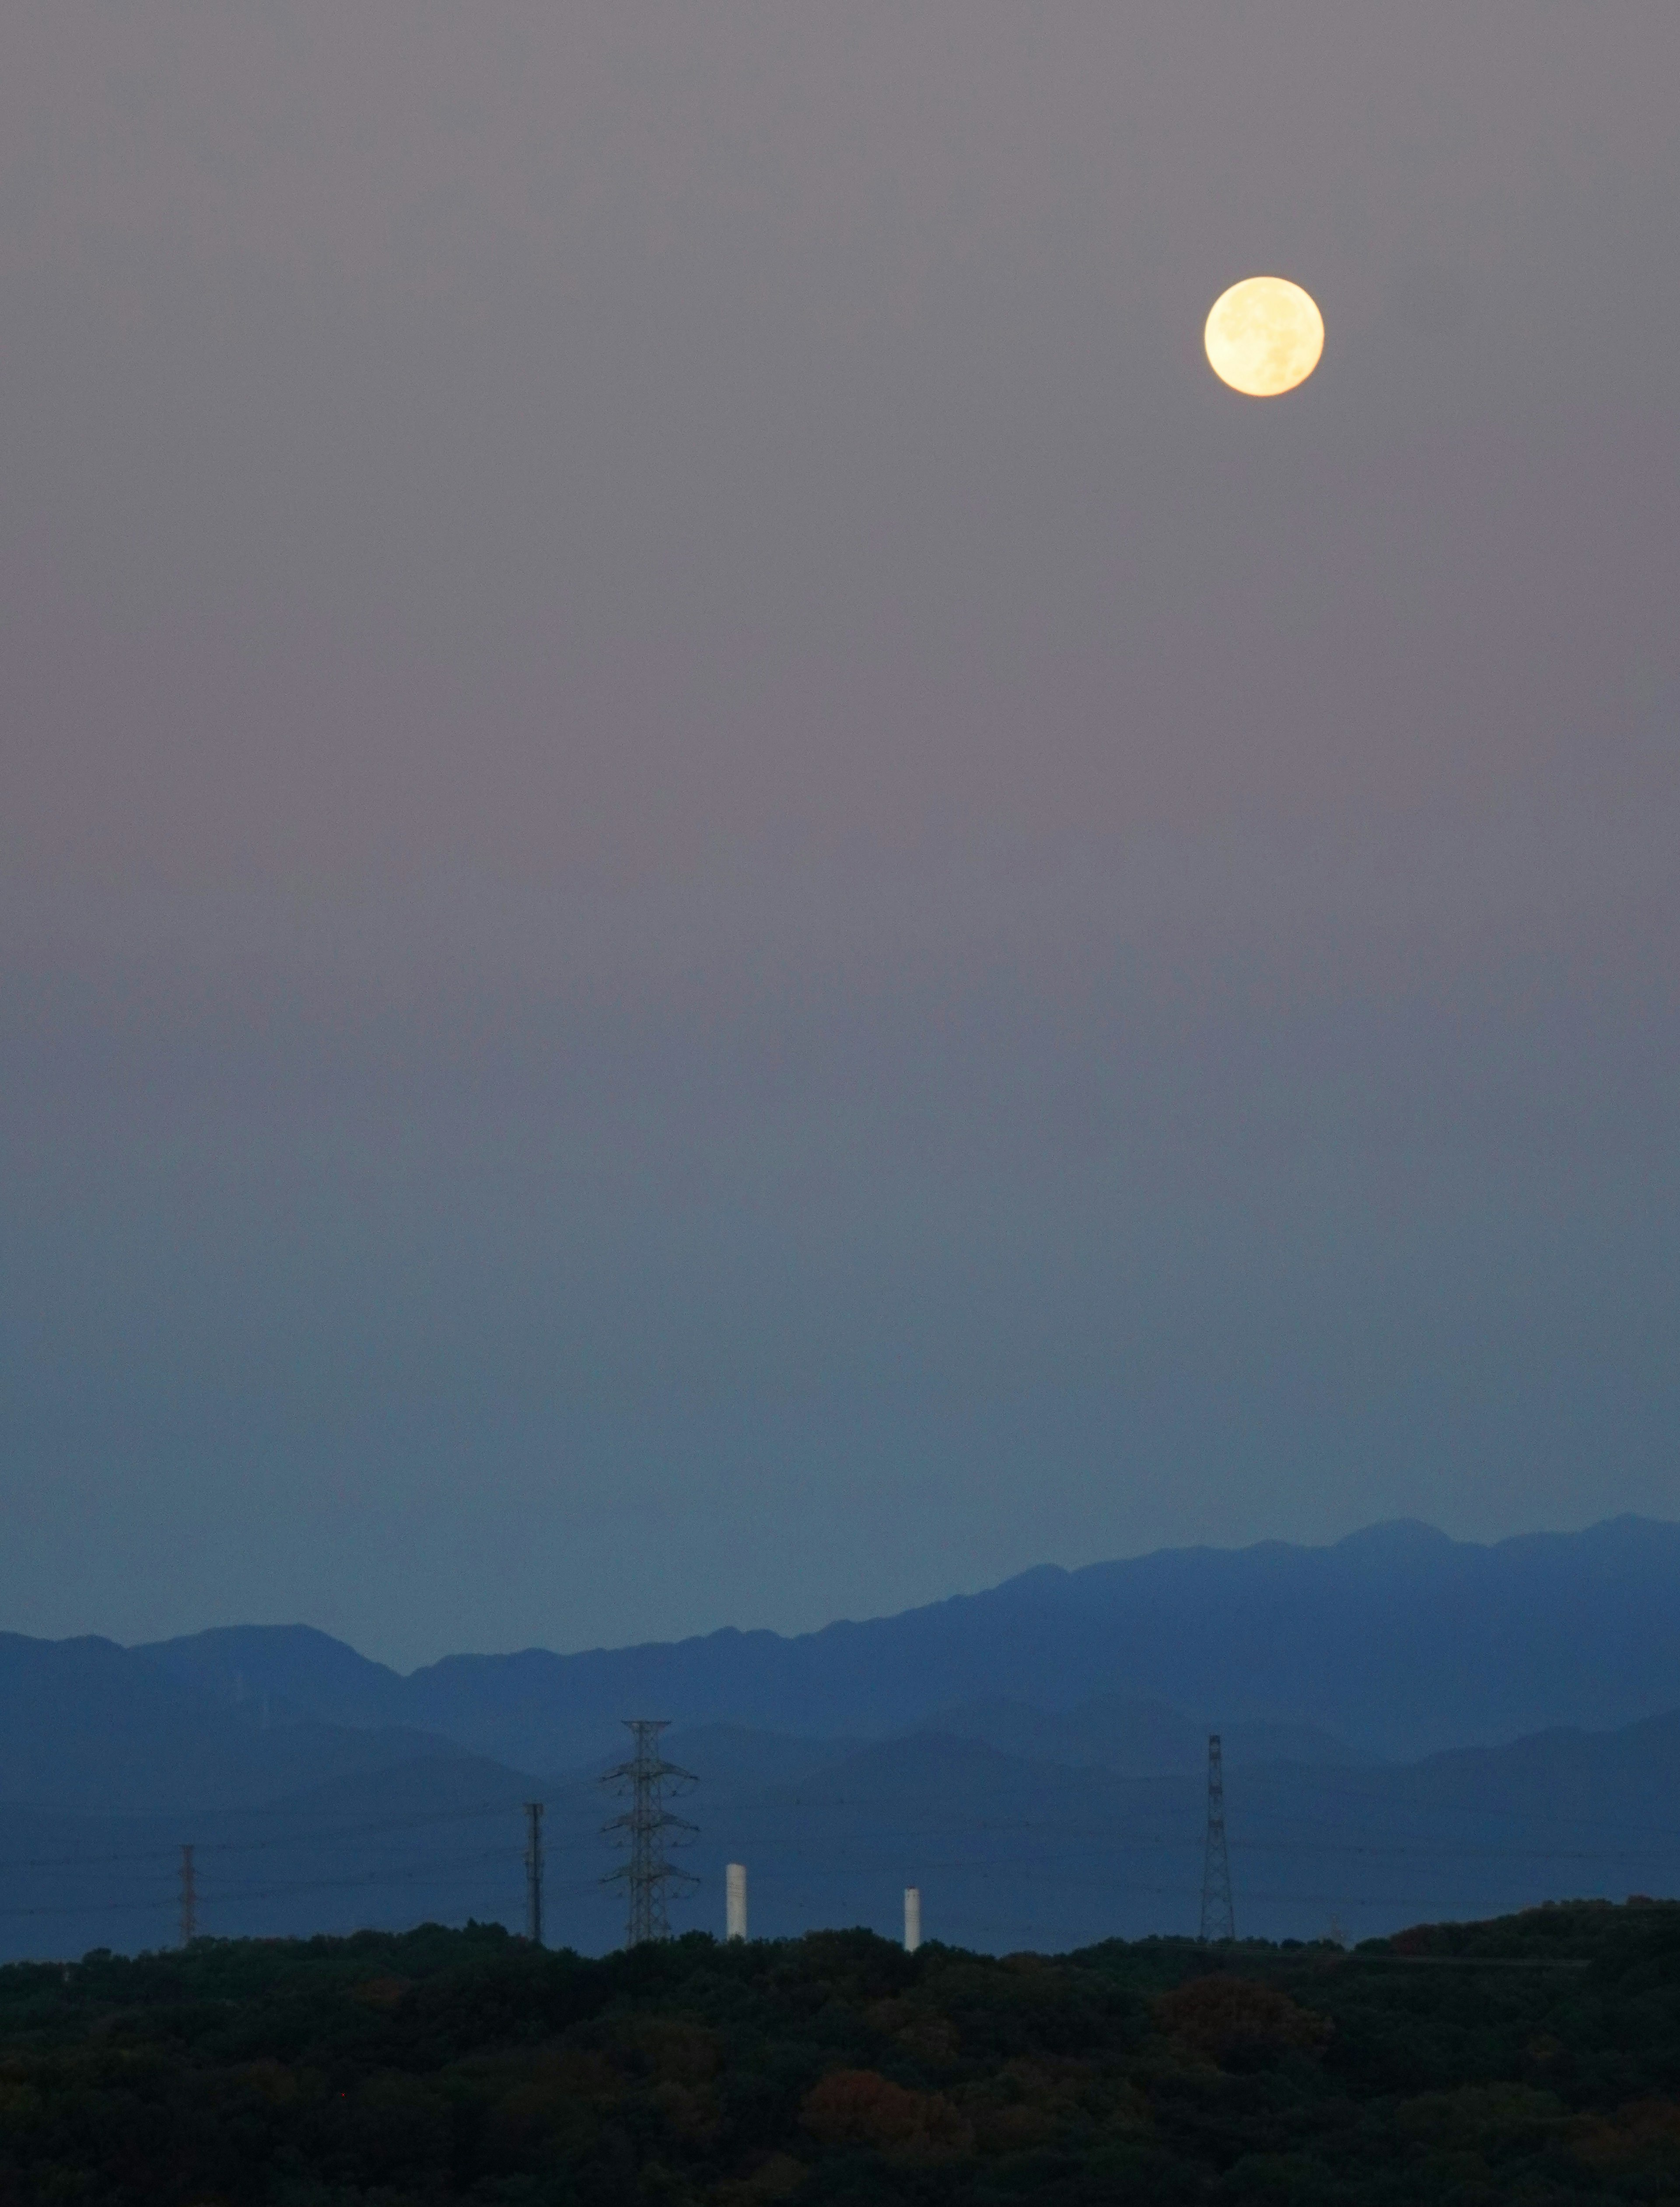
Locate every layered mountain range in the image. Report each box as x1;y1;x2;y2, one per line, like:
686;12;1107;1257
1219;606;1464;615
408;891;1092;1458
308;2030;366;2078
4;1516;1678;1961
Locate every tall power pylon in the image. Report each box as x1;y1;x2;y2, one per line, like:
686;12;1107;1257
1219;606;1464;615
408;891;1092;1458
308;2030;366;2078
525;1802;546;1947
1198;1734;1236;1943
601;1719;699;1947
179;1844;198;1947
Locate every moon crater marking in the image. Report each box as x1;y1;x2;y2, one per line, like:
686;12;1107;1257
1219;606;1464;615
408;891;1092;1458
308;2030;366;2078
1204;276;1324;397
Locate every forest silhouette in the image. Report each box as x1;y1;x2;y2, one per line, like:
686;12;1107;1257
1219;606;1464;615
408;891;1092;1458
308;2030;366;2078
1;1900;1677;2202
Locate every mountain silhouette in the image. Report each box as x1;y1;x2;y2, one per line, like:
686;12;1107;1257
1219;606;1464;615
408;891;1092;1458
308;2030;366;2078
7;1518;1680;1961
137;1515;1680;1766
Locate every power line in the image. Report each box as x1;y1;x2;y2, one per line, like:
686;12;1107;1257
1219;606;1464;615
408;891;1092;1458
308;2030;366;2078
761;1798;1680;1858
0;1801;533;1877
3;1763;1676;1883
4;1751;1678;1955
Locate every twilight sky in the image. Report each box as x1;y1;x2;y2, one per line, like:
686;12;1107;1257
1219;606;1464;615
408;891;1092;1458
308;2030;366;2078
2;1;1676;1667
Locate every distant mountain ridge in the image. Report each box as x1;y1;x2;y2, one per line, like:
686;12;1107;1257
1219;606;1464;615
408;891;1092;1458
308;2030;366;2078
7;1519;1680;1960
136;1515;1680;1768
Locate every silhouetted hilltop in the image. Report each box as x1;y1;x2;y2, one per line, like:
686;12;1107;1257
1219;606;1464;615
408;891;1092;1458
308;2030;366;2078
142;1622;406;1731
138;1515;1680;1767
0;1631;468;1815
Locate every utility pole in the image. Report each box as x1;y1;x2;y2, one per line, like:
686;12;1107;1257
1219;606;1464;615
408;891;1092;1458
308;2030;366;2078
600;1720;698;1948
1199;1734;1235;1944
179;1844;198;1947
525;1802;546;1947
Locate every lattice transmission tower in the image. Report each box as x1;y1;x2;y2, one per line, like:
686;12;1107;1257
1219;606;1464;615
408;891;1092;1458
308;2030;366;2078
1198;1733;1236;1943
601;1720;699;1947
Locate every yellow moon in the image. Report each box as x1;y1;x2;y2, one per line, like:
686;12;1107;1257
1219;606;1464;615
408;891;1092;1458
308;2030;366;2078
1204;276;1324;397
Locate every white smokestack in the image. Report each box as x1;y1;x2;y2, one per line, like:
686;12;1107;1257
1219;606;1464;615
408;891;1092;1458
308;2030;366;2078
903;1886;921;1953
726;1862;748;1941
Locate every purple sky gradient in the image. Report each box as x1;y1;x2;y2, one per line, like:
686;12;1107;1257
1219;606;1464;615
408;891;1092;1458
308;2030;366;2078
2;1;1677;1663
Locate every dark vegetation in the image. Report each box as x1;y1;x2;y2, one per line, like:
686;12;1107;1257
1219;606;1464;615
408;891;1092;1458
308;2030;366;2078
2;1902;1678;2203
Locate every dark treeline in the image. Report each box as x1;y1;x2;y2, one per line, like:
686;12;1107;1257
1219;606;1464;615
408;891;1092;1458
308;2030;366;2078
2;1901;1679;2202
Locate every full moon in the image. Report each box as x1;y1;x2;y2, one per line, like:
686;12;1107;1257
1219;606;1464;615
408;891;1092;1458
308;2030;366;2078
1204;276;1324;397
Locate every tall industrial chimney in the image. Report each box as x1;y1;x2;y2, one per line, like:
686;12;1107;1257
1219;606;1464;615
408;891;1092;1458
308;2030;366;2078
903;1886;922;1953
726;1862;748;1941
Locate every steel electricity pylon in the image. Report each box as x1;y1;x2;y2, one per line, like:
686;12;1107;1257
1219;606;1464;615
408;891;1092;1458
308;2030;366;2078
1198;1733;1236;1943
601;1720;698;1947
